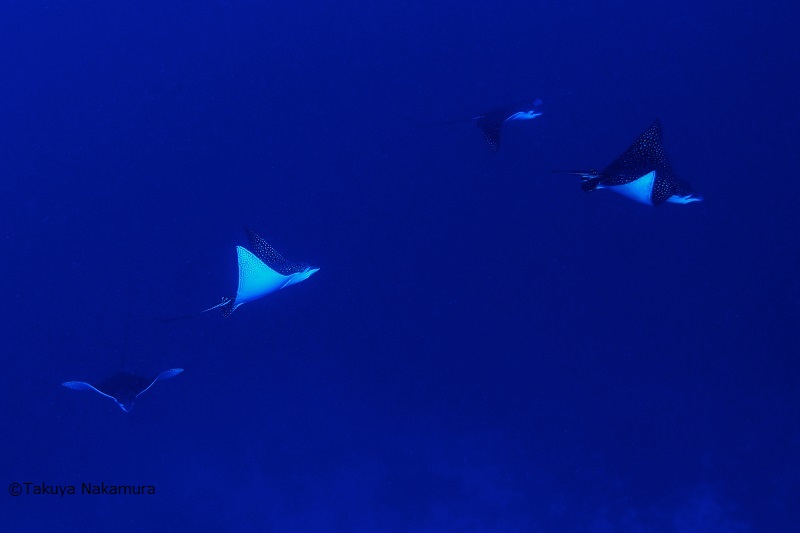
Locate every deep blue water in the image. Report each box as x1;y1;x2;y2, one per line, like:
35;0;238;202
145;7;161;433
1;1;798;531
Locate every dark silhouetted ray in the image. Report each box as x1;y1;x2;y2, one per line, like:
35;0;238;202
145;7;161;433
474;99;543;151
62;368;184;413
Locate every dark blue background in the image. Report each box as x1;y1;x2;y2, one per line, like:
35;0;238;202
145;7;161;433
1;0;797;530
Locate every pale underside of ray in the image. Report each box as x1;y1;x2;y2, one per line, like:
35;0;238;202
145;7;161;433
234;246;297;308
204;244;319;315
202;246;291;314
599;170;657;205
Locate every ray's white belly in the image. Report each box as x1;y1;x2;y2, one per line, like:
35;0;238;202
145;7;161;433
236;271;289;303
234;246;291;304
601;170;656;205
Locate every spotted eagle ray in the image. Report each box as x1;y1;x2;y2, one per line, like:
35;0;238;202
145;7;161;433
203;228;319;317
474;99;543;151
555;119;702;206
62;368;184;413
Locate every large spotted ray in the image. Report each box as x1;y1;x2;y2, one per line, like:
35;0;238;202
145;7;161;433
474;99;543;151
555;119;702;206
203;229;319;317
62;368;184;413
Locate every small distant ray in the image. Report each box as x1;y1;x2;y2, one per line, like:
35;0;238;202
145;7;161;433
204;229;319;317
62;368;184;413
555;119;703;206
474;99;543;151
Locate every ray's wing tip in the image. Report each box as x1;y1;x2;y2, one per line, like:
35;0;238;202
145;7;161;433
244;227;261;243
482;134;500;151
62;381;103;394
159;368;184;379
683;193;704;203
295;265;320;282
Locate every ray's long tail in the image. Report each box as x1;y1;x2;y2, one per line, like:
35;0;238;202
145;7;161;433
155;296;233;323
201;297;235;318
552;169;599;177
552;169;602;192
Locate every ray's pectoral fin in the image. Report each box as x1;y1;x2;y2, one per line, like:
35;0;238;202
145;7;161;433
62;381;119;404
667;192;703;204
135;368;184;400
235;246;290;304
659;179;704;205
604;170;658;205
476;115;503;152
